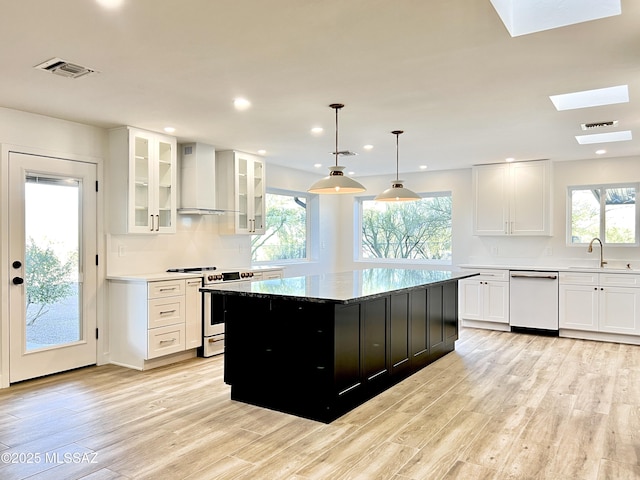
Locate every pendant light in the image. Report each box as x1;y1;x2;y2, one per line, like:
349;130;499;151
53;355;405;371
374;130;420;202
308;104;366;194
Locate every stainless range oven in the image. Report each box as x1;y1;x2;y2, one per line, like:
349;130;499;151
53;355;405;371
201;268;256;357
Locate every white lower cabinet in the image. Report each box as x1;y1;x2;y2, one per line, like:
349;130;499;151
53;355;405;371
185;278;203;349
559;272;640;341
459;269;510;331
109;276;202;370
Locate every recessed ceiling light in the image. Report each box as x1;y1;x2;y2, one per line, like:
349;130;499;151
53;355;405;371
163;126;175;133
311;127;324;135
505;157;515;162
550;85;629;111
575;131;632;144
233;97;251;110
348;171;355;175
313;163;322;168
419;165;428;170
257;149;266;155
595;149;607;155
363;145;374;151
96;0;124;9
490;0;621;37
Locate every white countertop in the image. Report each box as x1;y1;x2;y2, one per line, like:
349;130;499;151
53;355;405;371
459;264;640;274
107;272;204;282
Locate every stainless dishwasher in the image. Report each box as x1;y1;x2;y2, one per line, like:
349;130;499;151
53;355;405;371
509;270;559;334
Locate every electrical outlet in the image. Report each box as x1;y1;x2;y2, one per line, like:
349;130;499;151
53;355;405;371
118;245;126;257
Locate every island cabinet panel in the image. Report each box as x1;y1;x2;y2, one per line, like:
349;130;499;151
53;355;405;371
410;289;429;369
362;297;389;384
334;303;362;397
390;293;410;375
428;285;445;360
219;274;465;423
444;281;459;348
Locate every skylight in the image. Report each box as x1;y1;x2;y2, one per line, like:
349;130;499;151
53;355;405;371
575;131;632;145
490;0;621;37
549;85;629;111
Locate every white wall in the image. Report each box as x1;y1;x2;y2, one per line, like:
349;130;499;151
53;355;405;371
466;156;640;268
334;167;474;272
3;105;640;386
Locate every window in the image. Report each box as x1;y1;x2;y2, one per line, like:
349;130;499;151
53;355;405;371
568;184;638;245
252;191;309;262
358;193;452;261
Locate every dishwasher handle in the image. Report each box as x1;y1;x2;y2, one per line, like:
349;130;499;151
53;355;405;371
510;273;558;280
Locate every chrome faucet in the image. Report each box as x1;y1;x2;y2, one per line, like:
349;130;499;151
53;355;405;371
587;237;607;268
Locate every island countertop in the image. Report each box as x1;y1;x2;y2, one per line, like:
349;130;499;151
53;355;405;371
201;268;478;304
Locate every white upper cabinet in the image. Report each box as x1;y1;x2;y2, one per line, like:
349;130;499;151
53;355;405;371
216;150;265;235
109;126;177;234
472;160;551;236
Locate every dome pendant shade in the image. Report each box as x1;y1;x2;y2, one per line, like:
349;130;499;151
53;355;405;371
374;130;420;202
308;104;366;195
375;181;421;201
308;166;367;193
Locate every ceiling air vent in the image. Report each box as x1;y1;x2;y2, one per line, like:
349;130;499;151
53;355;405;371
581;120;618;131
34;57;97;79
332;150;358;156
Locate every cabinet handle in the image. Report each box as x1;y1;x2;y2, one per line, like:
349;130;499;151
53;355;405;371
150;215;154;232
155;215;160;231
159;287;177;292
504;221;508;234
159;338;177;344
511;221;514;234
159;309;177;315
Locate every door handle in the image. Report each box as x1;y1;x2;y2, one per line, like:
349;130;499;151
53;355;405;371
12;260;22;269
12;277;24;285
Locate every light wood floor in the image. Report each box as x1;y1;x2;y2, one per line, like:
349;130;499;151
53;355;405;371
1;327;639;480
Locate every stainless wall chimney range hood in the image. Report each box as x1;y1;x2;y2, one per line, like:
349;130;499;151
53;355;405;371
178;142;227;215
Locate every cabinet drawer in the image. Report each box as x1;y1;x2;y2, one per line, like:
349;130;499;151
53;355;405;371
148;279;185;299
599;273;640;287
559;272;598;285
148;297;184;328
147;324;185;359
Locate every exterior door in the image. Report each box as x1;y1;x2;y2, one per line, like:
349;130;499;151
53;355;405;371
8;152;97;383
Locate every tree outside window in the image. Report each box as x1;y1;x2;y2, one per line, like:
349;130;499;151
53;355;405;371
252;192;308;262
360;194;452;261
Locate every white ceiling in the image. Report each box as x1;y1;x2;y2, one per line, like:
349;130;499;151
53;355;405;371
1;0;638;178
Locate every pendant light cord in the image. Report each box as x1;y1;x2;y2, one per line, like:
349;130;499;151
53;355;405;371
392;130;403;181
330;103;344;167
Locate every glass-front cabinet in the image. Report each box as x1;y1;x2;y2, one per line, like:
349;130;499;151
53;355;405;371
109;126;177;234
216;150;265;235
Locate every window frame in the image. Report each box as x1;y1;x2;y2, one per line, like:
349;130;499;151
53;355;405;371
251;188;314;265
566;182;640;247
355;191;453;265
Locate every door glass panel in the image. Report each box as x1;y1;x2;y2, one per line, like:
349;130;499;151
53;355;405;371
134;135;150;227
238;158;248;229
158;140;173;228
24;175;81;351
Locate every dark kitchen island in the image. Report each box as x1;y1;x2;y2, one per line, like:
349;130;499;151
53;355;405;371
201;268;477;423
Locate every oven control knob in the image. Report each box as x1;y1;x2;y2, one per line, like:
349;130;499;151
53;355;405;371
248;272;254;278
207;275;213;281
241;272;246;278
